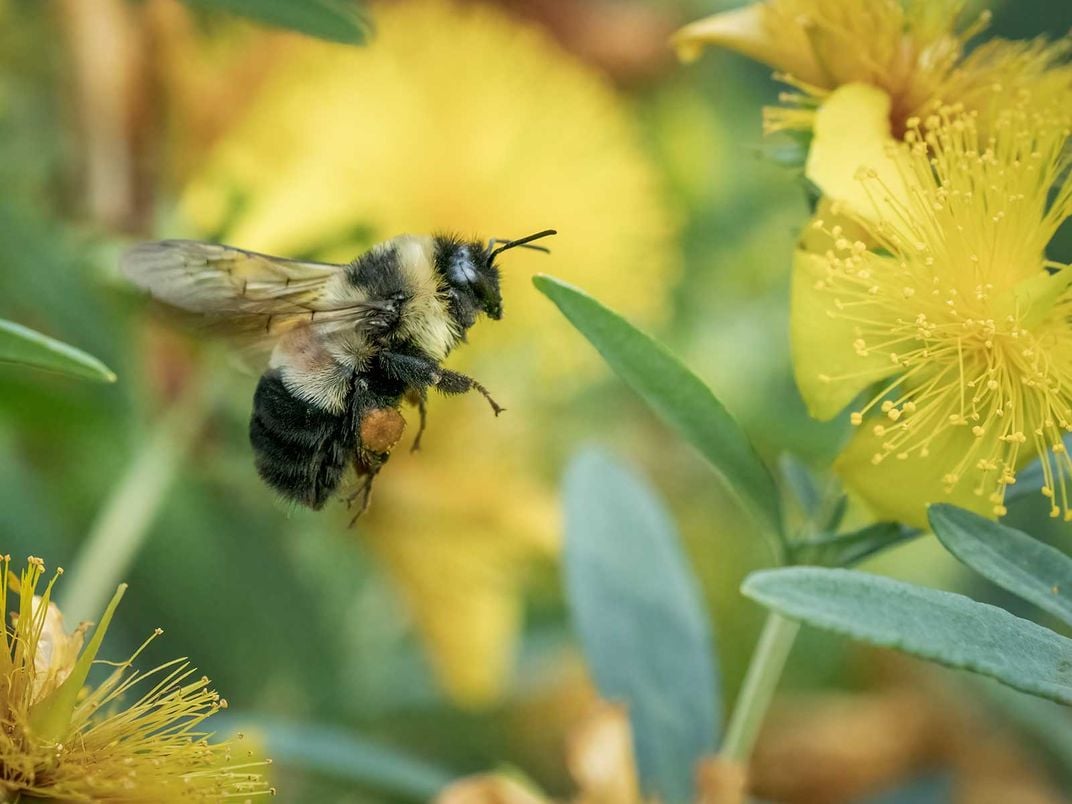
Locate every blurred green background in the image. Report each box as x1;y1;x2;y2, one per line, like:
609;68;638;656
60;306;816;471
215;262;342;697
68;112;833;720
3;0;1072;800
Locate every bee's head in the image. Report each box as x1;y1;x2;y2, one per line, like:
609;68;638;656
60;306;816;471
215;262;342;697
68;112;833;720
434;230;556;329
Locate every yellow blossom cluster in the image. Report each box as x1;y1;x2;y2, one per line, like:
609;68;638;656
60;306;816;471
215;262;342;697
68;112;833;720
677;0;1072;526
797;100;1072;525
0;555;272;801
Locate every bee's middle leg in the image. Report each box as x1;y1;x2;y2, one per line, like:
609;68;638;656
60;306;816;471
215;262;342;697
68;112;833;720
380;351;504;417
434;369;504;416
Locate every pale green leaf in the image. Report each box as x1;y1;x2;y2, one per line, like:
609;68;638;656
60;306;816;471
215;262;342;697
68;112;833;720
930;504;1072;628
564;448;720;804
226;715;453;800
744;567;1072;704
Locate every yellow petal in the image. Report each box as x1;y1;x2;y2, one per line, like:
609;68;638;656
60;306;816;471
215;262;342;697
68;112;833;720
1009;264;1072;329
366;517;553;707
836;424;993;528
31;599;88;704
567;702;643;804
436;775;550;804
672;4;823;85
696;756;747;804
365;438;558;708
804;83;907;221
797;197;872;254
790;250;897;420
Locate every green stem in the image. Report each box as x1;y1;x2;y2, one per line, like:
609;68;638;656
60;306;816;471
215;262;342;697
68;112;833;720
719;611;800;763
59;382;209;622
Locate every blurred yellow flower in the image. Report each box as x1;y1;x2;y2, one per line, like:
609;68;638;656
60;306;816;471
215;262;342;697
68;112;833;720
437;701;739;804
792;103;1072;526
673;0;1071;138
0;555;272;800
178;0;678;706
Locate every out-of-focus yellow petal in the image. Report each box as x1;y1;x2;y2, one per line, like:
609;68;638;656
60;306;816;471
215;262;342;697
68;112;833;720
696;757;746;804
364;427;558;706
836;424;993;528
567;702;642;804
437;774;551;804
671;4;822;85
804;83;906;220
790;250;897;420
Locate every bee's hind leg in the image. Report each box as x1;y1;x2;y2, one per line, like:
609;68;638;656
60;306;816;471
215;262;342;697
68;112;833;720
347;472;376;525
346;455;384;525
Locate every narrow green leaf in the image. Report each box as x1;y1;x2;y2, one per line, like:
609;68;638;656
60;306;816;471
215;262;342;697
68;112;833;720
223;715;453;800
748;130;812;170
789;522;920;568
564;448;720;804
778;454;822;518
0;319;115;382
182;0;370;45
536;275;782;544
929;504;1072;628
30;584;126;739
743;567;1072;705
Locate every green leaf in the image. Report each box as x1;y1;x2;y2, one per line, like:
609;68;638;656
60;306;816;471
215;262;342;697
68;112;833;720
182;0;370;45
753;131;811;169
224;714;453;800
789;522;920;568
564;448;720;804
536;275;782;545
778;454;822;518
743;567;1072;705
929;504;1072;628
30;584;126;739
0;319;115;382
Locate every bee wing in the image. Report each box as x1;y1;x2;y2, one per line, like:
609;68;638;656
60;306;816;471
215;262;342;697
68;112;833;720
121;240;393;346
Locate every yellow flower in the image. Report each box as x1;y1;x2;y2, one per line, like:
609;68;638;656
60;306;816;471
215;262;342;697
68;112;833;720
792;102;1072;526
178;0;677;705
0;555;272;800
673;0;1071;138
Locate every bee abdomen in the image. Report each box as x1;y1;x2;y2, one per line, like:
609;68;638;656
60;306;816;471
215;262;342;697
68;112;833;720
249;369;355;510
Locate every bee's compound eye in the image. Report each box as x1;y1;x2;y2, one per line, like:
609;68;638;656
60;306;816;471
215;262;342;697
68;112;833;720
448;246;478;285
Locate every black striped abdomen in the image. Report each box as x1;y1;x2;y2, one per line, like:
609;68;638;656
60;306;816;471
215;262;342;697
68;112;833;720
249;369;356;510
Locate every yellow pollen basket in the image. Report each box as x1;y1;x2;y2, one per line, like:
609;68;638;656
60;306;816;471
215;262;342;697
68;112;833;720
792;100;1072;527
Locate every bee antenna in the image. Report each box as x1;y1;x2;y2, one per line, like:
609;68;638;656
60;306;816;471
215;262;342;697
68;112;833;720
487;229;557;264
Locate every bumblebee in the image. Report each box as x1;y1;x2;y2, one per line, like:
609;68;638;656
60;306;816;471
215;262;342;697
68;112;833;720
122;229;556;514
